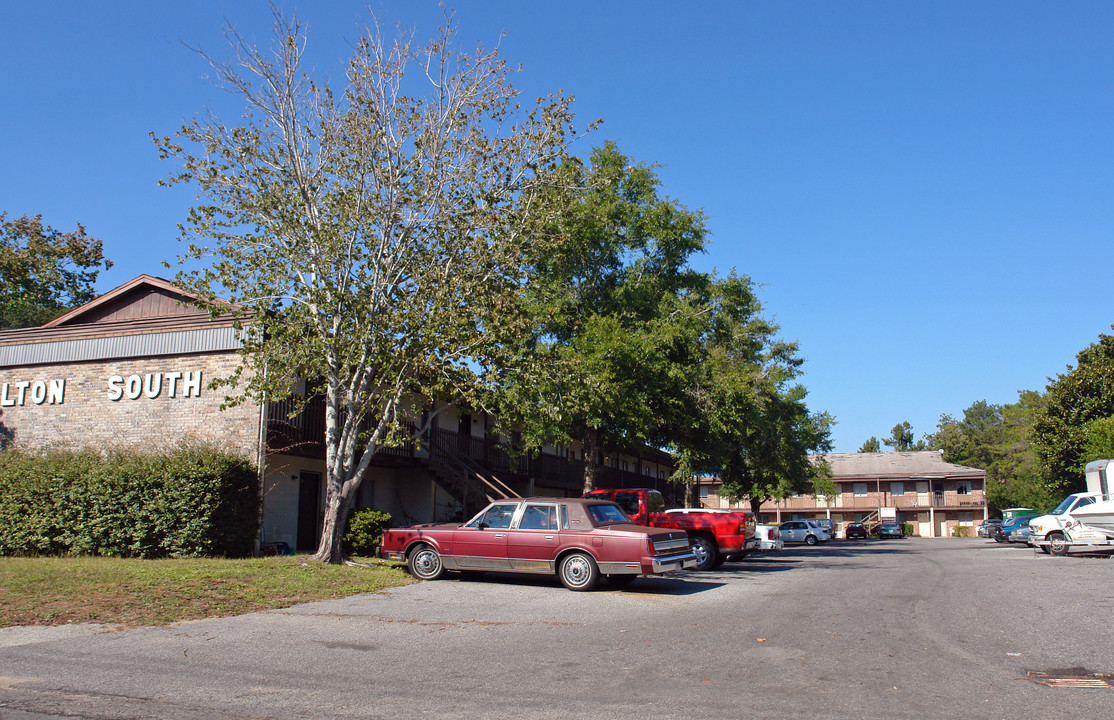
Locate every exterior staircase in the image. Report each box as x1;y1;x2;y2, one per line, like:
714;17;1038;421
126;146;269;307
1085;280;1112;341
426;431;520;520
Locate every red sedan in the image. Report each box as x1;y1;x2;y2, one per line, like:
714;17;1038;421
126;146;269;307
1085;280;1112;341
380;497;698;591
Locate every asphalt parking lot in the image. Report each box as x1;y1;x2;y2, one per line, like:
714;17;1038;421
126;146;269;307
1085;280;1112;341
2;538;1113;720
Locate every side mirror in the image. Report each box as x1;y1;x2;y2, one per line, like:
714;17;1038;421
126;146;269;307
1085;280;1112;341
477;522;489;531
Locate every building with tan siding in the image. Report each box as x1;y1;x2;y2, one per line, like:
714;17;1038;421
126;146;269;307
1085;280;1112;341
697;451;987;538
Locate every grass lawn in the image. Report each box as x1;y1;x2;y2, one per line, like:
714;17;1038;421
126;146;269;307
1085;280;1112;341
0;555;413;628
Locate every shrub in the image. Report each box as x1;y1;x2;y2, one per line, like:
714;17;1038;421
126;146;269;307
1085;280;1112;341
0;445;259;558
903;522;915;537
344;508;393;556
951;525;972;538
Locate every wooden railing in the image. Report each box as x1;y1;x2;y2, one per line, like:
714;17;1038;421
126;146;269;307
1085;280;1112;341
263;396;669;495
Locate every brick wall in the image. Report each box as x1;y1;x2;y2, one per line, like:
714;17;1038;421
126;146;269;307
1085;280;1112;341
0;352;260;459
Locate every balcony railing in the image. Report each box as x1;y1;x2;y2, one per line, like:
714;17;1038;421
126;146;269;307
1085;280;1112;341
264;396;670;494
761;493;986;512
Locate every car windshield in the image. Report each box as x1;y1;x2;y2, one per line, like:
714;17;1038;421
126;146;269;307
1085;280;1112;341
1052;496;1078;515
587;503;631;525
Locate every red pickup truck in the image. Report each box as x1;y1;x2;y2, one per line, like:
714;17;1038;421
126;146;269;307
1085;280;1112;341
582;488;756;570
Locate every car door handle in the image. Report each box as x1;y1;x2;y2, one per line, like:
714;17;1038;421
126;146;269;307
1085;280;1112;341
494;533;506;539
545;535;554;540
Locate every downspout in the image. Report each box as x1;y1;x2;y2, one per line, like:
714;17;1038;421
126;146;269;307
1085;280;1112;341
254;363;268;556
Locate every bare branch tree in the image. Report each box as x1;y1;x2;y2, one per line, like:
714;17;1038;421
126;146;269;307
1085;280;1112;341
155;7;586;562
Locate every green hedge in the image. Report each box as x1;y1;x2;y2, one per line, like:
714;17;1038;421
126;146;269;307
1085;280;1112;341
0;445;259;558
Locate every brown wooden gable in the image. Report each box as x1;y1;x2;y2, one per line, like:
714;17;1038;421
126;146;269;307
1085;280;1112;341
44;275;209;328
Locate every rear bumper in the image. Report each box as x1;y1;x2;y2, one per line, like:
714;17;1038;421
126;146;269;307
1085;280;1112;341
599;550;697;575
650;550;699;573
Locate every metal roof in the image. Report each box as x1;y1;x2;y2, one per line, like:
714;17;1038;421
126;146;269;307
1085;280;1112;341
0;326;244;367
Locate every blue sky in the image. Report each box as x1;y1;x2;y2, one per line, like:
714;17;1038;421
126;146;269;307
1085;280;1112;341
2;1;1112;452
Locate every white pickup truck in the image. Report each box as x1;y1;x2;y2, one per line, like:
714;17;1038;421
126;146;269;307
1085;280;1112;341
1028;459;1114;556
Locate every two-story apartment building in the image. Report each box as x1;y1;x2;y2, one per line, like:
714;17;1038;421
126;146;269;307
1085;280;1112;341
698;451;987;538
0;275;674;552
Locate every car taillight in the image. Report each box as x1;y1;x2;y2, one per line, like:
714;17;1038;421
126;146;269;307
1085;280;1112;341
647;537;656;555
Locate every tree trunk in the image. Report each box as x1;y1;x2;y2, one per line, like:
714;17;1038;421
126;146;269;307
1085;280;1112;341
314;479;356;563
582;427;601;493
313;478;353;564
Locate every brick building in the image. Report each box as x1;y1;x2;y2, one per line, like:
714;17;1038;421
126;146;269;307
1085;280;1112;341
698;451;988;538
0;276;674;552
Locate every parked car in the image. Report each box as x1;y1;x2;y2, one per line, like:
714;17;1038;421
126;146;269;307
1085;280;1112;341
844;521;869;539
379;497;699;591
1007;523;1033;544
754;524;784;552
992;516;1030;543
873;521;905;539
977;519;1003;538
813;518;836;539
992;514;1037;543
779;520;830;545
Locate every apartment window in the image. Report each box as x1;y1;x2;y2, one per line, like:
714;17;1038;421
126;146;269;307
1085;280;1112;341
853;483;868;497
956;481;971;495
891;482;904;497
958;511;974;527
699;486;709;498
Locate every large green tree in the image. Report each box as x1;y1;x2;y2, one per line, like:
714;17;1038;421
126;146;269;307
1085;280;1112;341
656;272;834;511
155;9;580;562
930;393;1056;514
0;212;112;329
493;142;710;491
1032;329;1114;495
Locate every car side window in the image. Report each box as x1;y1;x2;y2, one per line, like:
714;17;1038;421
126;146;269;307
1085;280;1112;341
519;504;557;530
475;503;516;530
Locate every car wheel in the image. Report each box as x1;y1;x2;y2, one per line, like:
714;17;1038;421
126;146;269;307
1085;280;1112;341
1049;532;1070;556
558;552;599;591
407;543;445;581
805;534;817;546
605;574;637;588
690;535;719;571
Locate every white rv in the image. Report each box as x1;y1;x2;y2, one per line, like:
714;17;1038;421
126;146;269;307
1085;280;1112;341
1028;459;1114;556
